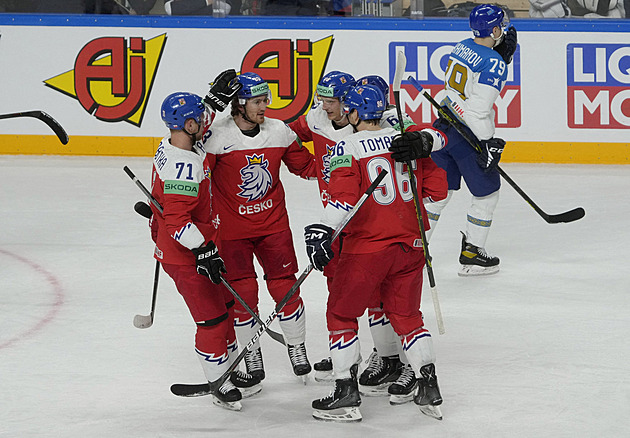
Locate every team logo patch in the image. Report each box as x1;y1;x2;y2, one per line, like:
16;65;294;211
238;154;272;202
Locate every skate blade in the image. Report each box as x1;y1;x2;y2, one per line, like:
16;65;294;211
418;404;442;420
312;407;362;422
239;384;262;399
300;374;309;385
314;371;334;383
458;264;499;277
359;383;391;397
212;397;242;411
389;392;415;405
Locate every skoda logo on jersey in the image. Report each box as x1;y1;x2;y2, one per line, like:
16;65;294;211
321;144;335;184
238;154;272;202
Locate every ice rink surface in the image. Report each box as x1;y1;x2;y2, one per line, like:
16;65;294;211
1;155;628;437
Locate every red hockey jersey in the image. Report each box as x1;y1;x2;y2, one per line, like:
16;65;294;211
322;127;448;254
206;116;317;240
289;103;354;207
151;137;219;265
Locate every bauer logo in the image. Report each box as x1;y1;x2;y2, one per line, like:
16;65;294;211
388;42;521;128
567;43;630;129
240;36;333;123
44;34;166;127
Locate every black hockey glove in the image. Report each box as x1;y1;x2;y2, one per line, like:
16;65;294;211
389;131;433;162
494;26;517;65
203;69;241;112
304;224;334;272
191;241;227;284
476;138;506;172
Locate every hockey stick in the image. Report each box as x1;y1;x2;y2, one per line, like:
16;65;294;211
406;77;585;225
123;166;285;343
0;111;69;145
220;277;286;345
132;201;160;329
393;52;445;335
172;169;389;397
134;259;160;329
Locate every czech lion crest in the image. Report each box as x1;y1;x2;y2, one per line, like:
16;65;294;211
238;153;272;202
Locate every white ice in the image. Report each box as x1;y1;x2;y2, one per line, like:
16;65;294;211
1;155;628;437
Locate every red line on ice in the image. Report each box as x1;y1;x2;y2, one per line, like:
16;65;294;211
0;248;64;350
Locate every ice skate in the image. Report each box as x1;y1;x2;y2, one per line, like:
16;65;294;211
358;349;402;396
244;347;265;381
313;357;334;383
458;232;499;276
312;365;362;422
388;363;418;405
230;370;262;398
287;342;311;383
212;378;242;411
414;363;443;420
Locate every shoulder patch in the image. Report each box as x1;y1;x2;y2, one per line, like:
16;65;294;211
330;154;353;172
164;180;199;197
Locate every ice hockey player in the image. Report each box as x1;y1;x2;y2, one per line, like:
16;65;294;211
288;70;356;382
307;74;446;407
304;84;447;422
424;4;518;276
149;74;261;412
204;72;317;384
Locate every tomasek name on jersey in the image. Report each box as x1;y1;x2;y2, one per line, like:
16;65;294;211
164;180;199;197
358;135;392;154
239;199;273;215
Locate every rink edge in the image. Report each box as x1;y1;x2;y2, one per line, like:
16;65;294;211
0;135;628;164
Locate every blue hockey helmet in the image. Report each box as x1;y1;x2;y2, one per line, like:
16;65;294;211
343;84;386;120
161;92;205;130
469;4;509;38
356;75;390;105
316;71;356;101
231;72;271;105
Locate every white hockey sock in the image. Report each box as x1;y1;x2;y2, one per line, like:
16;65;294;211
367;308;399;357
329;330;361;380
400;328;436;375
196;347;231;383
278;301;306;346
466;190;500;248
424;190;453;242
234;312;260;353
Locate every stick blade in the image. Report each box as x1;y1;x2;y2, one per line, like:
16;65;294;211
392;51;407;92
134;201;153;219
171;382;212;397
38;111;69;145
266;329;286;345
546;207;585;224
133;314;153;329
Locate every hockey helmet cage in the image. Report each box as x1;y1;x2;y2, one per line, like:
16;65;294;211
469;4;508;38
161;92;205;130
231;72;272;105
343;84;386;121
316;71;356;101
356;75;390;106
